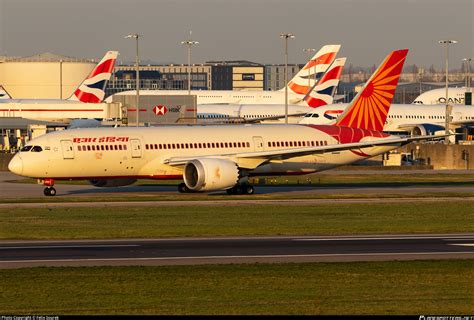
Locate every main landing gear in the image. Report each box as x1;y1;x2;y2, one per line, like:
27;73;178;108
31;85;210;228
226;184;254;195
178;183;192;193
42;178;56;197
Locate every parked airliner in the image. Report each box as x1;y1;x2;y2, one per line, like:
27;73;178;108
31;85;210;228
0;51;118;121
107;45;341;106
299;102;474;136
197;58;346;123
413;87;472;105
8;49;445;196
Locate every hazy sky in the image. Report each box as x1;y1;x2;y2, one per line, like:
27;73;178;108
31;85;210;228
0;0;472;68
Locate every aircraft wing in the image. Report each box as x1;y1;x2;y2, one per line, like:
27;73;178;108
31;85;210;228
163;134;448;169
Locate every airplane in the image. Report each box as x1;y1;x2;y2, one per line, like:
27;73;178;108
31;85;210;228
413;87;472;105
196;57;347;123
299;102;474;136
8;49;447;196
0;85;12;99
106;44;341;106
0;51;119;121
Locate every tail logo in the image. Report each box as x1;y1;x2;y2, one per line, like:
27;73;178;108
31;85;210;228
69;51;118;103
305;57;346;108
287;44;341;96
335;49;408;131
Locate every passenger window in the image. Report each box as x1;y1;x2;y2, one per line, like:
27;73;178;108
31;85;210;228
77;146;82;151
123;145;127;150
101;145;105;151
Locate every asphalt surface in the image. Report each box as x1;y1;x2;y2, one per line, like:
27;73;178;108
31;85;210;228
2;171;474;198
1;234;474;268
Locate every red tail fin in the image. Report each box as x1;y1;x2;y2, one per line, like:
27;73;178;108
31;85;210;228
335;49;408;131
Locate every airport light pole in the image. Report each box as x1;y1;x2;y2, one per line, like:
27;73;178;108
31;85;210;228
181;32;199;96
280;33;295;124
463;58;472;90
125;33;141;127
439;40;457;144
303;48;316;95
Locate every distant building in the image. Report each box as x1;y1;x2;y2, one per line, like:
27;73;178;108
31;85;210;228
207;61;264;91
107;65;212;96
264;64;303;91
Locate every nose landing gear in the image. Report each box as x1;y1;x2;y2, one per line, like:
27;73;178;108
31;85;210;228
42;178;56;196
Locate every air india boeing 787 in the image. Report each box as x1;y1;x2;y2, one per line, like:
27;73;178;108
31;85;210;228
8;49;445;196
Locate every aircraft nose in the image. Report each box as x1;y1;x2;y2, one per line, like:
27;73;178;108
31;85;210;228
8;154;23;175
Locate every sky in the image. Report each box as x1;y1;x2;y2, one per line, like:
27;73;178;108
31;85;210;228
0;0;472;69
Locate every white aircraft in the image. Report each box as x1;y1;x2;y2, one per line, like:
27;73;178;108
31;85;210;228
299;102;474;136
413;87;472;105
197;58;347;123
107;45;341;106
0;51;119;122
9;49;448;196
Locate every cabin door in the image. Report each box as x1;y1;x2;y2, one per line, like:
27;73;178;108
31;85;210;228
253;136;264;152
60;140;74;159
130;139;142;158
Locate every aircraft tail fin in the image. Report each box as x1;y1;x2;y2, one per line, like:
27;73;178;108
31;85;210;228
304;57;346;108
68;51;118;103
335;49;408;131
284;44;341;96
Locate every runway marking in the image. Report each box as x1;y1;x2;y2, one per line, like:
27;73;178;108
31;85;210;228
0;244;140;250
449;243;474;247
292;236;474;241
2;251;474;264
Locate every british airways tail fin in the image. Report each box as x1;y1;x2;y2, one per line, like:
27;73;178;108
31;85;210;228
335;49;408;131
0;85;12;99
68;51;118;103
304;57;346;108
284;44;341;96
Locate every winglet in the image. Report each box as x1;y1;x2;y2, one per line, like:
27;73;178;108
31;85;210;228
335;49;408;131
68;51;118;103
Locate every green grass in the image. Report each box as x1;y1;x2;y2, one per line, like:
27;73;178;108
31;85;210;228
0;260;472;314
1;202;473;240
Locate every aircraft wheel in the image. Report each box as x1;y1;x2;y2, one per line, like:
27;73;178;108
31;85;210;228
178;183;188;193
44;187;56;196
245;185;255;195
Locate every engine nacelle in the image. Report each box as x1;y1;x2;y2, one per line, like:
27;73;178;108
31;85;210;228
89;178;137;187
410;124;445;136
183;158;239;192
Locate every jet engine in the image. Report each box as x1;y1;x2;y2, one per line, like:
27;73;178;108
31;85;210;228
183;158;239;192
89;178;137;187
410;124;445;136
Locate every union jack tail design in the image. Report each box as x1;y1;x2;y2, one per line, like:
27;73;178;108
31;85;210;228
285;44;341;96
68;51;118;103
335;49;408;131
0;85;12;99
304;57;346;108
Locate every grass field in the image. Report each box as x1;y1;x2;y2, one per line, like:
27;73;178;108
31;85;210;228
0;260;472;314
1;202;473;240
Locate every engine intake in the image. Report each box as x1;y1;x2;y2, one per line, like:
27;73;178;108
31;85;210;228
184;158;239;192
89;178;137;187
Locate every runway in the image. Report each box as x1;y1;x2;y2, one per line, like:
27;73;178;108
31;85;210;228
2;171;474;198
1;233;474;268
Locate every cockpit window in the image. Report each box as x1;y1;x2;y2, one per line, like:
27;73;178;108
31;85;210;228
20;146;33;152
31;146;43;152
